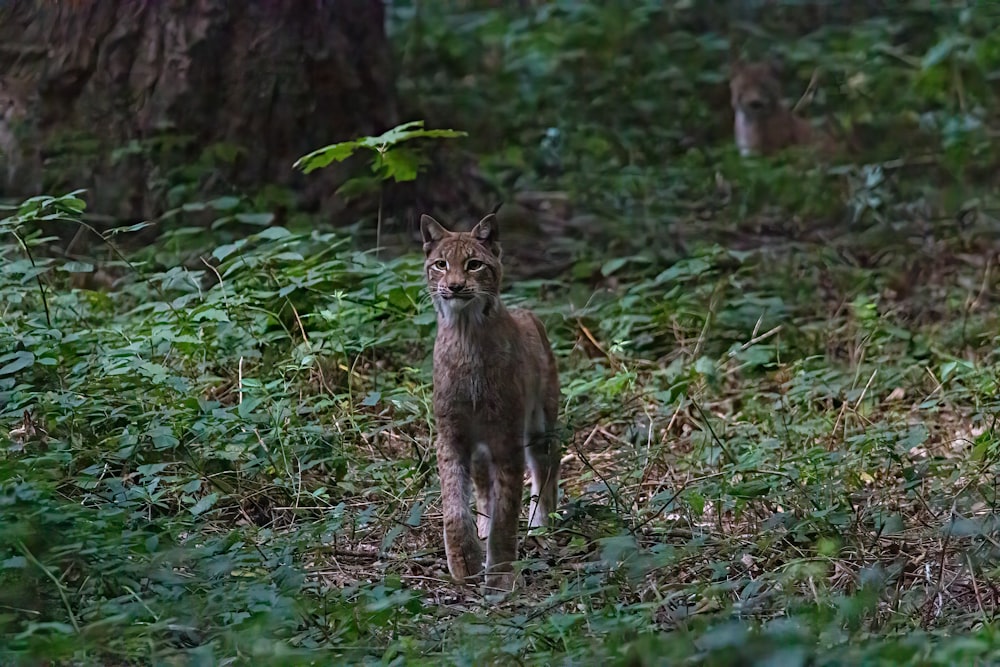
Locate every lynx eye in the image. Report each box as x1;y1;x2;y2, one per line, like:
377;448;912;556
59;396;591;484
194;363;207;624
431;260;448;271
465;259;485;271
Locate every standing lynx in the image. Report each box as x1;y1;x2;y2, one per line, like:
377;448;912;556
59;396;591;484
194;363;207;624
421;211;561;593
730;59;836;157
0;76;40;195
0;78;28;191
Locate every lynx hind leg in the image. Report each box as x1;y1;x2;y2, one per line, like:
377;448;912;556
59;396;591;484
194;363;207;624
471;443;493;540
438;444;484;583
526;404;561;530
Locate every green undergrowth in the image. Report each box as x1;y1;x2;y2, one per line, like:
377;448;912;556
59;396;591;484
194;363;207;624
3;1;1000;665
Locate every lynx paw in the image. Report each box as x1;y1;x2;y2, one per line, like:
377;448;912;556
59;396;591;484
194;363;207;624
445;534;484;584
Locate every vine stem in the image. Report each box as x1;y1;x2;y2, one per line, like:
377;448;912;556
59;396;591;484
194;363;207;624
10;227;51;328
17;540;80;633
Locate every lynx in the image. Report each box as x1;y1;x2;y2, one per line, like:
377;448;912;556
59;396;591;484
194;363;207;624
0;77;36;193
730;59;835;157
0;80;25;189
421;210;561;593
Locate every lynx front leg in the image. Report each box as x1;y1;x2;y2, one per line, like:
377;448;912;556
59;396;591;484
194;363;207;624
484;449;525;593
437;438;483;583
471;443;493;540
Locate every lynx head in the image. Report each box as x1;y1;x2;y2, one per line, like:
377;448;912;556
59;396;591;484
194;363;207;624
730;59;785;120
421;212;503;324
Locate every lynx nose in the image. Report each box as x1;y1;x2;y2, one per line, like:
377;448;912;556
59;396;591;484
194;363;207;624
745;98;765;112
448;283;465;293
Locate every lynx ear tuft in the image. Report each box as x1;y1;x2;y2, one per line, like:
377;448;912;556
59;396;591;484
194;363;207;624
471;213;502;256
472;213;496;240
420;214;449;254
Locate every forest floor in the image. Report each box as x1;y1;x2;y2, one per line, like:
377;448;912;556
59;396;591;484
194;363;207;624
4;2;1000;665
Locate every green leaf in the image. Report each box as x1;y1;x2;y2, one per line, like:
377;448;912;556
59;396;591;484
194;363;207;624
377;147;422;182
364;588;419;613
693;356;716;377
58;261;94;273
213;240;246;261
189;492;219;516
0;351;34;376
148;426;180;449
192;308;231;323
137;463;171;476
27;622;77;635
208;196;242;211
379;524;406;556
238;395;264;418
181;479;202;494
598;534;639;566
405;501;425;527
255;226;292;241
235;212;275;226
922;37;959;69
548;613;585;633
654;257;713;284
358;120;426;148
294;140;362;174
601;257;629;277
1;556;27;569
107;220;155;236
687;491;705;517
358;120;467;149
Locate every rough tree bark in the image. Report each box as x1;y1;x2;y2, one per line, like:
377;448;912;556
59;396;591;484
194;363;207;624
0;0;399;222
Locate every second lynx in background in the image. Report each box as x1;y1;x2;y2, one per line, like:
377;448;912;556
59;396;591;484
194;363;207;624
730;58;839;158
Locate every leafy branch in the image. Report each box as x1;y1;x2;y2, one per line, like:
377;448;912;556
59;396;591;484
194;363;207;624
294;119;467;182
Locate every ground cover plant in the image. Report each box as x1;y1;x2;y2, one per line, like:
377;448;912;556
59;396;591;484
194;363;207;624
3;1;1000;664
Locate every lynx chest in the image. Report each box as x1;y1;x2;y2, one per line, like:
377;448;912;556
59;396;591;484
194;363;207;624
433;335;522;417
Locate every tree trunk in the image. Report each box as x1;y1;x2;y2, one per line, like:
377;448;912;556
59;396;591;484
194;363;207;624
0;0;398;222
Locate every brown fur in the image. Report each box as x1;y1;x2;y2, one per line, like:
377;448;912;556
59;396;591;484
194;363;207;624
0;79;25;189
421;211;561;593
730;59;836;157
0;77;38;194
